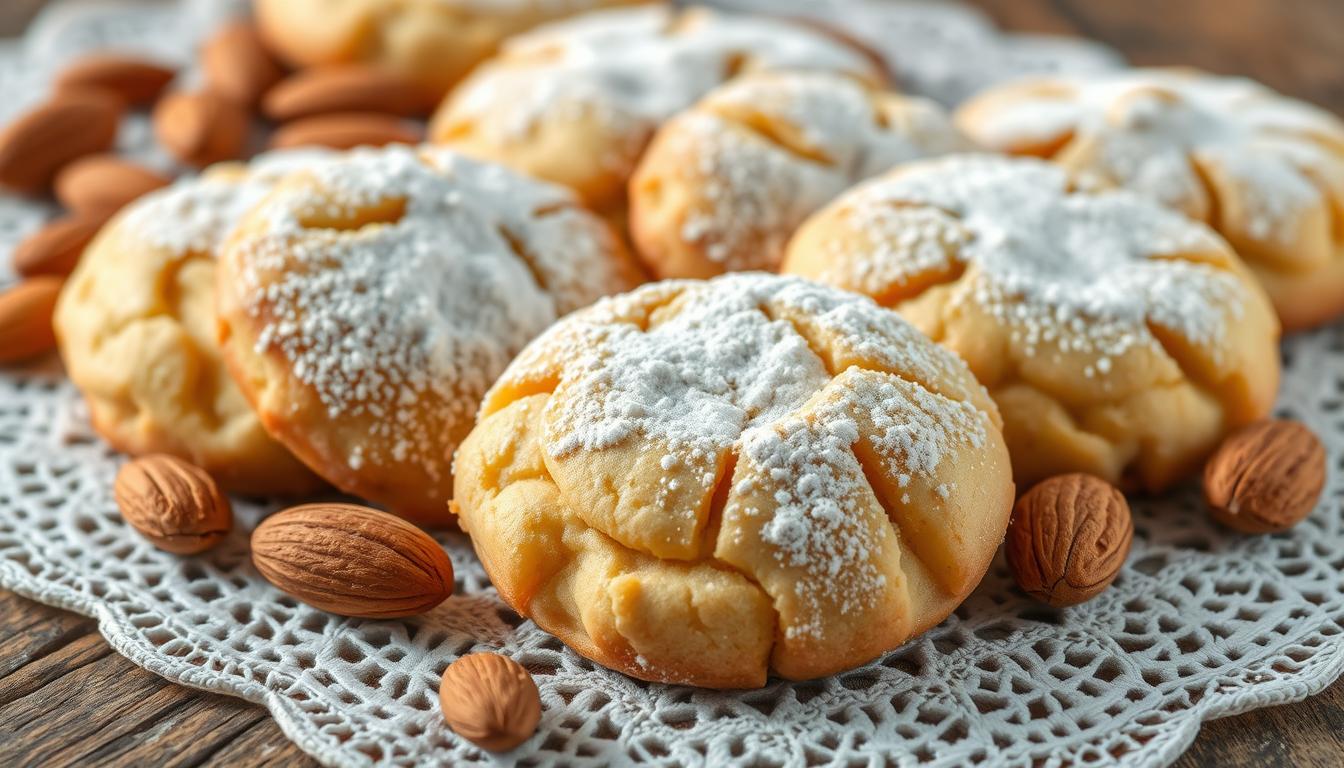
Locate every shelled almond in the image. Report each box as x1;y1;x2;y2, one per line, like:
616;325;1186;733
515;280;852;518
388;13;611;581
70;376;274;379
263;66;438;121
1204;420;1325;533
54;155;171;214
0;90;121;192
114;455;234;554
440;654;541;752
12;213;109;277
0;277;63;364
53;52;177;106
269;112;423;150
200;20;285;106
153;89;251;167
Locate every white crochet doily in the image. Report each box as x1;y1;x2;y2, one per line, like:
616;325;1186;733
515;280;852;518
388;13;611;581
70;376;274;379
3;2;1342;767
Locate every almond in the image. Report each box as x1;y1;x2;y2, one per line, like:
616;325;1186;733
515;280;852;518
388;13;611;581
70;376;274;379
251;503;454;618
0;91;121;193
440;654;541;752
12;213;109;277
262;66;438;121
153;90;251;167
1204;419;1325;533
269;112;422;150
201;21;285;106
0;277;63;364
1006;473;1133;607
53;52;176;106
54;155;172;214
114;455;233;554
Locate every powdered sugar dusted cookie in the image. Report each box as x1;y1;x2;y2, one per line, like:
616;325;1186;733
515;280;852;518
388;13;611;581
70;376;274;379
215;145;640;525
255;0;648;94
784;155;1280;492
429;5;884;214
454;273;1013;687
629;71;973;279
55;152;329;495
956;68;1344;331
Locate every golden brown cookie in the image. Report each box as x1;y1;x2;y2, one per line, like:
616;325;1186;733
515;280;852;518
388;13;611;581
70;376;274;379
630;70;972;279
215;145;639;526
429;5;884;215
784;154;1281;492
55;153;329;495
454;274;1014;687
254;0;647;95
956;68;1344;331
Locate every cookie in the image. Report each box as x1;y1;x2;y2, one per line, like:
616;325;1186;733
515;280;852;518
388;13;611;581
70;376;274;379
429;5;884;215
254;0;646;94
54;153;328;495
956;68;1344;331
629;70;972;279
215;145;640;526
453;274;1013;687
784;155;1280;492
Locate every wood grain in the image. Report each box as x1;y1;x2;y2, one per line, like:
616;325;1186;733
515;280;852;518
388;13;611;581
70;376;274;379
2;0;1344;766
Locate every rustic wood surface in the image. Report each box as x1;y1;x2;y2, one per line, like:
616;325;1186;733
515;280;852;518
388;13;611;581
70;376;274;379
2;0;1344;765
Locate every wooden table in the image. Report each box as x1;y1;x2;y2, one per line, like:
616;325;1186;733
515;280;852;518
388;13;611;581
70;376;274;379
3;0;1343;765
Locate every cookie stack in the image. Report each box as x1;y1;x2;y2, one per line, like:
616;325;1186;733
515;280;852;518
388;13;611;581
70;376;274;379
2;1;1339;693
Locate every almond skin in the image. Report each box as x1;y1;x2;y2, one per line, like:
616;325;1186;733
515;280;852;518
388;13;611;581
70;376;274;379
262;66;438;121
1006;473;1133;607
53;52;176;106
153;90;250;167
1204;420;1326;533
269;112;422;150
0;91;121;193
0;277;63;364
440;654;541;752
251;503;454;618
201;20;285;106
114;455;233;554
13;213;109;277
54;155;171;214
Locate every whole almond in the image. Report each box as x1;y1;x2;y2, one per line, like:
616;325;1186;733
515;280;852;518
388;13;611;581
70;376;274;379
201;21;285;106
153;90;250;167
54;155;171;214
1204;420;1326;533
251;503;454;618
54;52;176;106
0;277;63;364
263;66;438;121
114;455;233;554
269;112;422;150
13;213;109;277
0;91;121;192
440;653;541;752
1006;473;1133;607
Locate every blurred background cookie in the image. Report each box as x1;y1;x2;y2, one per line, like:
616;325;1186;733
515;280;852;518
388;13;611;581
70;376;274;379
455;274;1013;687
784;154;1281;492
215;145;640;526
956;68;1344;331
629;70;973;279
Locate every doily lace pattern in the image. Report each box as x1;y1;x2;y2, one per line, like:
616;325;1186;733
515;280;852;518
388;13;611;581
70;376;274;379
2;3;1342;767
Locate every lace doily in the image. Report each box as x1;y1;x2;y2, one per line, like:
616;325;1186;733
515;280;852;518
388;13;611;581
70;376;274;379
3;2;1342;767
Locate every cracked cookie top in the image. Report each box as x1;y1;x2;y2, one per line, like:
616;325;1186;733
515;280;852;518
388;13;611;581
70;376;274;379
783;154;1281;491
215;144;638;525
955;68;1344;330
454;273;1014;687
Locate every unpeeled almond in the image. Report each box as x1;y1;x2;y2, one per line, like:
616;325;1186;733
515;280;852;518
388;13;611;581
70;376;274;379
269;112;423;150
0;91;122;193
53;52;176;106
262;66;439;121
153;90;251;167
54;155;171;214
0;277;64;365
12;213;109;277
201;20;285;106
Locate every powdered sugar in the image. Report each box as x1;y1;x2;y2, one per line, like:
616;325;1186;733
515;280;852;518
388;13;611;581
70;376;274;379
822;155;1249;364
443;5;880;143
227;145;626;477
